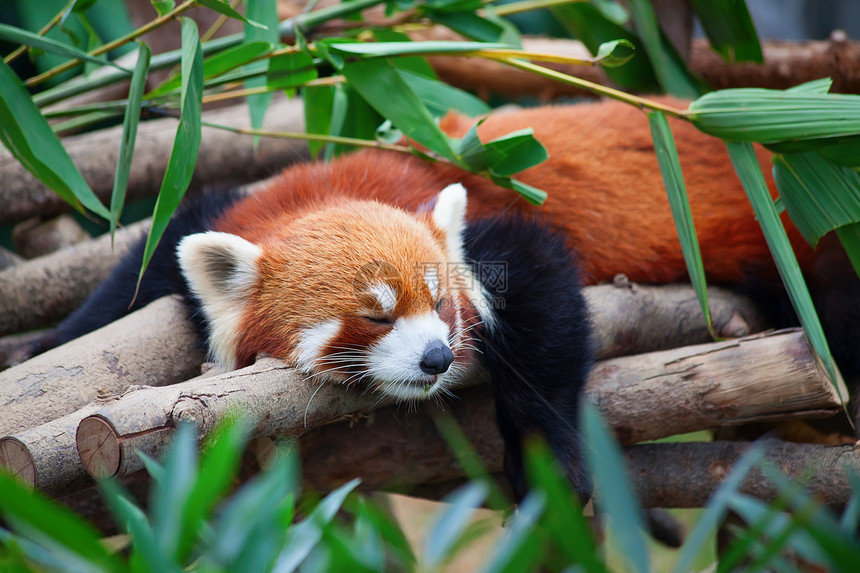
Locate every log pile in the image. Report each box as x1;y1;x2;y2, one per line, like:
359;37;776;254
2;30;860;516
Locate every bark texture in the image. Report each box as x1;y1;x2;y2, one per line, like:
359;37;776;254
74;356;454;480
0;296;203;436
12;215;89;259
0;403;107;495
301;385;859;509
423;33;860;100
589;329;847;444
72;329;835;484
627;440;860;508
0;219;148;337
0;97;308;226
585;279;768;360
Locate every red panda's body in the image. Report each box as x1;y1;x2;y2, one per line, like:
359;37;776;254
24;97;857;501
219;98;813;288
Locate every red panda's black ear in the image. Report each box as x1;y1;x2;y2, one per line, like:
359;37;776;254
431;183;467;262
176;232;262;368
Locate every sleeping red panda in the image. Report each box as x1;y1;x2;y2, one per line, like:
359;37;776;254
21;97;859;500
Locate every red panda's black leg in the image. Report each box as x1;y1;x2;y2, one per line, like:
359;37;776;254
463;214;594;501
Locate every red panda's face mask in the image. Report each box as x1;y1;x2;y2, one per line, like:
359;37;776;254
177;184;488;401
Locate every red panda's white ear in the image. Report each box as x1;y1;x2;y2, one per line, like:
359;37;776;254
432;183;467;262
176;232;262;368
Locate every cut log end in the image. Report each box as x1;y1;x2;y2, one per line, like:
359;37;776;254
0;437;36;488
76;416;121;480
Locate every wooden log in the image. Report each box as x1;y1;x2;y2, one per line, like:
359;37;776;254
74;356;462;480
0;332;43;371
0;296;204;437
627;440;860;509
0;219;148;337
589;329;848;444
0;278;767;424
74;329;838;483
586;278;768;360
0;282;770;495
0;246;24;270
0;402;108;495
300;331;848;494
12;214;89;259
421;32;860;100
0;97;308;226
0;177;275;339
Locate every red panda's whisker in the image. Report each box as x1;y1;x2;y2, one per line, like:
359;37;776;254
303;379;329;428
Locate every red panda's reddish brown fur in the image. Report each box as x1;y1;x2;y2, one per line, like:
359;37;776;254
217;98;815;292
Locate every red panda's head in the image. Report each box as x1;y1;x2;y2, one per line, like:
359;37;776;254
177;184;489;401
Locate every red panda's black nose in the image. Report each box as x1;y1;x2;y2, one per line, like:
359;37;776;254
420;340;454;375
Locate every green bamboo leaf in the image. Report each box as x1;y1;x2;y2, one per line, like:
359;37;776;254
836;223;860;280
427;8;521;46
432;414;510;511
582;402;650;573
595;38;635;67
524;441;606;571
73;13;103;77
178;417;251;563
267;50;317;90
100;479;180;573
688;89;860;143
151;1;175;17
326;40;509;57
724;494;817;569
551;2;658;91
0;472;121;571
397;67;490;117
372;29;438;79
648;111;714;337
151;423;199;561
457;124;547;179
787;78;833;94
671;443;767;573
772;151;860;246
137;17;203;290
338;57;457;162
839;472;860;534
245;0;279;147
423;481;488;569
493;176;548;205
759;463;860;568
627;0;700;97
423;0;483;13
591;0;629;24
302;83;336;157
483;129;548;177
0;23;129;73
205;453;297;567
688;0;762;63
197;0;268;29
768;133;860;168
273;479;361;572
325;83;349;160
725;141;847;401
147;41;271;98
479;491;544;573
71;0;101;12
0;58;110;219
110;42;151;241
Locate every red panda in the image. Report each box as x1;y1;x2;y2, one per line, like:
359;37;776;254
21;97;857;500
